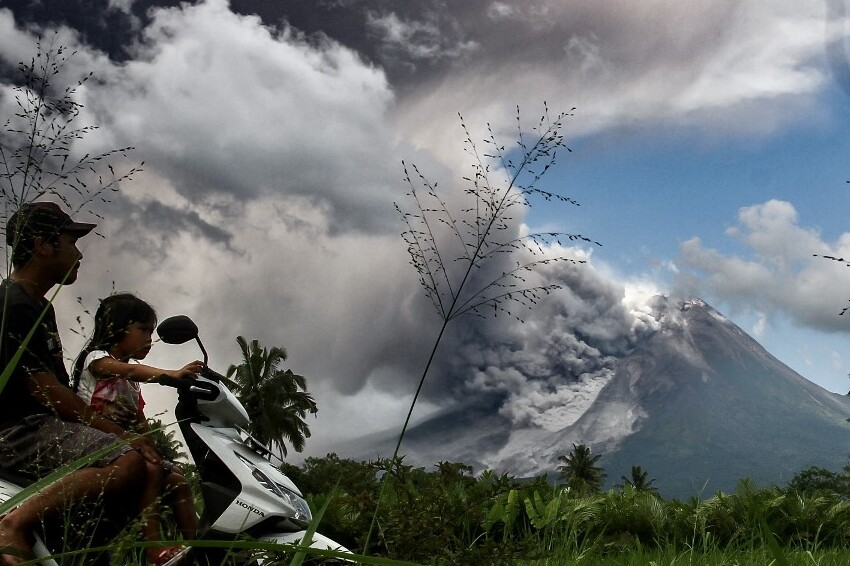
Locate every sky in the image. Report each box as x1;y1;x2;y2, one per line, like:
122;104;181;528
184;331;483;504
1;0;850;463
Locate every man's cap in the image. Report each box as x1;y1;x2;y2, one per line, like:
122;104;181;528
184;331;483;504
5;201;97;247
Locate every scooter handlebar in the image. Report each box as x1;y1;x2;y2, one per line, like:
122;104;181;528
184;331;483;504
156;366;224;388
156;373;220;401
156;374;187;389
201;366;226;383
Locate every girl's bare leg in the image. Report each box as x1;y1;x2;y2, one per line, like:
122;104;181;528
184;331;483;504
140;459;167;565
164;471;198;540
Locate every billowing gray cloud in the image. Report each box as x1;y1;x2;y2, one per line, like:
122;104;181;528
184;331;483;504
424;249;660;431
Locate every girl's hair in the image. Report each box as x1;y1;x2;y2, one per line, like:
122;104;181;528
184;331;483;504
71;293;157;391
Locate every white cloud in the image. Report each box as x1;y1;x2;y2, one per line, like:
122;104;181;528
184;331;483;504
752;311;767;338
82;0;397;233
486;3;518;20
366;10;479;63
725;200;826;268
678;200;850;333
672;3;826;113
565;34;607;76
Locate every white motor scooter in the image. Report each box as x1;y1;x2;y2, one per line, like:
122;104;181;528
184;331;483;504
155;314;350;565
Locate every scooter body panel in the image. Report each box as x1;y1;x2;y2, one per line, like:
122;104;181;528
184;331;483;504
193;380;250;429
259;530;350;557
191;423;312;534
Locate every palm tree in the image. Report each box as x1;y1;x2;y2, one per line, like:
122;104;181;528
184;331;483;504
617;465;659;495
146;417;189;463
557;443;606;494
225;336;318;459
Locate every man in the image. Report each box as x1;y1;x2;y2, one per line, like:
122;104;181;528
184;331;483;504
0;202;154;565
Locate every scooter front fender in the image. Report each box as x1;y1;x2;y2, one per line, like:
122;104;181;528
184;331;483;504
258;530;350;558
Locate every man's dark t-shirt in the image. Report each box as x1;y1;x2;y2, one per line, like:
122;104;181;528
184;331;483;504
0;279;70;430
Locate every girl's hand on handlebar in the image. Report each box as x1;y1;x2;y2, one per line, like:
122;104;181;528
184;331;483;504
167;360;204;379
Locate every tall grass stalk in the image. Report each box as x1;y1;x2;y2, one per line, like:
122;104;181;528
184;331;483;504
362;106;596;550
393;105;596;448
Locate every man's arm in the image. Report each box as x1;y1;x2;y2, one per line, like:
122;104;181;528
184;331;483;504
27;371;161;463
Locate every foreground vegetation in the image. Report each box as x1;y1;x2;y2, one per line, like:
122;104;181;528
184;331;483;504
272;453;850;565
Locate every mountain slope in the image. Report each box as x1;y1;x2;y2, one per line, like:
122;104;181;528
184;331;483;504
591;299;850;496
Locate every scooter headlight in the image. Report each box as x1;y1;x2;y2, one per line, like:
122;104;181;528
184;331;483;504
251;468;312;522
235;453;312;522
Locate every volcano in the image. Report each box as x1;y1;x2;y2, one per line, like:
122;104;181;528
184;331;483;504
345;298;850;498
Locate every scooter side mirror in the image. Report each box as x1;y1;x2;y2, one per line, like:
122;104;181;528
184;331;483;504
157;315;199;344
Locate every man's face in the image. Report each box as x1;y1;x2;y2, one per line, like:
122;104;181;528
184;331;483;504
46;232;83;285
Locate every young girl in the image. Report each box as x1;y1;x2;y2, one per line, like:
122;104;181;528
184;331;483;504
73;293;202;566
